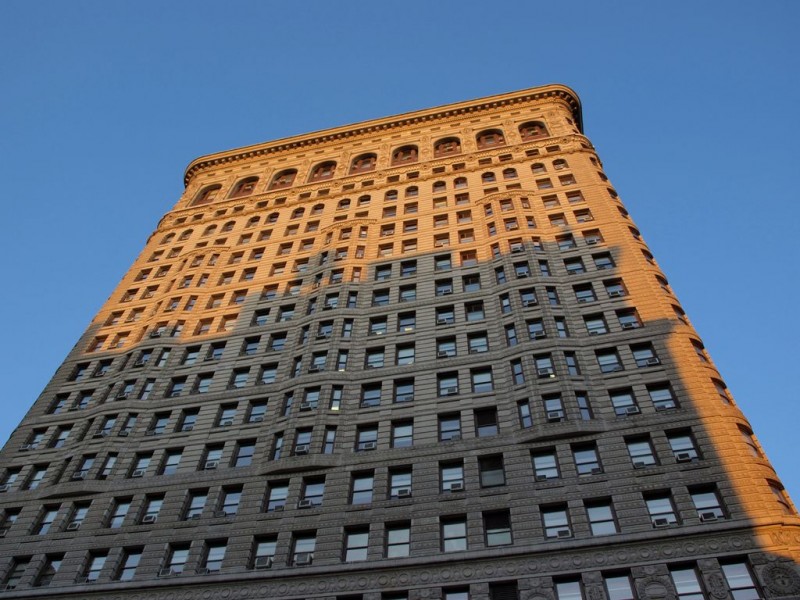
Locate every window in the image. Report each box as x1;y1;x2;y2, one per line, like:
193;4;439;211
82;552;108;582
627;437;657;467
266;482;288;511
441;461;464;491
351;472;374;504
344;527;370;562
668;430;700;461
617;309;641;330
202;541;227;572
610;388;639;416
436;305;455;325
566;353;582;377
586;500;618;535
439;413;461;441
438;372;459;396
234;440;255;467
465;301;484;321
471;368;494;393
441;516;467;552
484;510;512;546
185;490;207;520
292;533;316;565
66;505;92;532
596;349;623;373
532;450;559;481
26;465;48;490
361;383;382;407
574;283;596;303
323;427;337;454
385;522;411;558
593;253;615;270
721;561;761;600
396;343;415;365
505;324;518;346
164;545;190;575
542;505;571;538
252;537;277;568
116;548;142;582
391;421;413;448
511;359;525;385
543;394;565;422
573;444;602;475
160;449;182;475
479;455;505;487
36;554;63;587
645;492;678;527
648;383;678;410
584;314;608;336
474;407;498;436
301;478;325;507
690;485;726;521
141;495;163;523
669;565;705;600
398;312;416;332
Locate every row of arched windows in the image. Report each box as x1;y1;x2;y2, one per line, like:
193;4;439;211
191;122;550;206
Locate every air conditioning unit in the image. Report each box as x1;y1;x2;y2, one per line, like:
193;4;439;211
131;469;145;478
0;528;8;538
92;372;104;377
219;420;233;427
68;406;79;411
307;366;321;374
269;504;285;512
633;461;648;469
402;326;415;333
449;482;465;492
625;406;641;415
214;510;228;518
437;317;453;325
652;518;671;528
116;392;129;399
316;334;330;340
578;297;592;304
0;484;8;493
203;356;215;362
535;474;551;482
295;553;313;566
118;430;130;437
299;402;314;411
446;434;462;441
646;357;661;366
93;432;109;439
609;290;624;297
547;411;564;422
323;305;334;311
66;521;82;531
523;300;537;307
158;568;175;578
397;488;412;498
204;460;219;470
437;351;452;358
71;471;87;481
537;368;555;378
149;331;162;338
144;430;156;436
250;416;264;423
586;238;599;245
396;394;414;403
181;424;194;432
699;512;719;523
189;513;202;520
142;514;158;524
621;322;638;330
675;452;695;463
254;557;273;569
590;467;603;475
74;576;91;584
469;348;483;354
441;387;458;396
4;583;17;590
517;272;529;278
196;568;211;575
511;247;524;253
441;289;453;295
19;444;32;451
361;441;378;451
168;391;181;398
557;528;572;539
533;330;547;339
297;499;314;509
294;444;310;455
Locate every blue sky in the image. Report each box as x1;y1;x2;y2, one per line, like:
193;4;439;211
0;1;797;500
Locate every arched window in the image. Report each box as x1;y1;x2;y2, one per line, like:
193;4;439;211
309;161;337;182
221;221;236;232
433;137;461;157
178;229;193;241
269;169;297;190
310;204;324;215
482;172;496;184
502;168;518;180
337;198;351;210
160;233;175;244
405;186;419;198
350;153;377;174
531;162;547;174
519;121;549;140
391;145;418;166
229;176;259;198
202;225;217;237
476;129;505;149
432;181;447;194
454;177;468;189
553;159;569;170
385;190;398;202
291;207;305;220
192;185;222;206
266;212;279;224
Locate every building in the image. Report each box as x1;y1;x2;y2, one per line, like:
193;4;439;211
0;83;798;600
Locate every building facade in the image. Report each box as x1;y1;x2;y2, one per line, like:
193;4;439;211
0;84;798;600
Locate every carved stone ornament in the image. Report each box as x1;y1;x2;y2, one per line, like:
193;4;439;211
636;575;674;600
586;585;605;600
705;572;728;599
761;563;800;596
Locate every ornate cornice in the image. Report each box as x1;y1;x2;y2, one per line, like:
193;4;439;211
183;84;583;186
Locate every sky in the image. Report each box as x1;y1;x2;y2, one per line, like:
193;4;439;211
0;1;798;500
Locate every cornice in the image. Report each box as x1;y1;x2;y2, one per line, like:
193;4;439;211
183;84;583;186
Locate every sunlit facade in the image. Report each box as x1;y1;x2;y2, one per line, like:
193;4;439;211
1;84;798;599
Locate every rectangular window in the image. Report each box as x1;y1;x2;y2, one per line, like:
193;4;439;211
670;565;705;600
721;561;761;600
542;505;571;538
344;527;370;562
645;493;679;527
478;455;505;487
585;500;618;535
351;472;374;504
441;517;467;552
483;510;512;546
386;522;411;558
